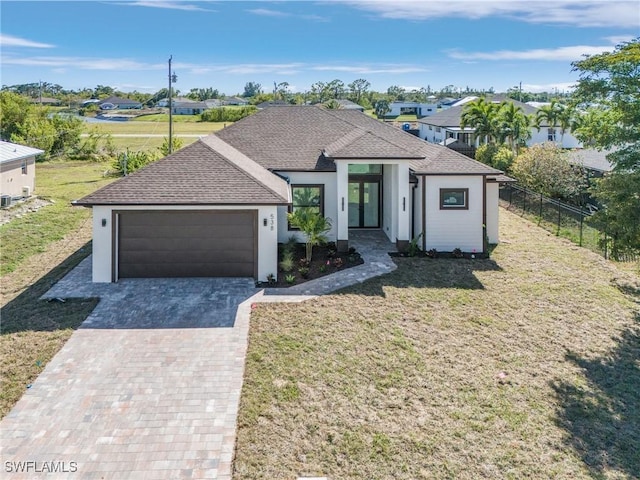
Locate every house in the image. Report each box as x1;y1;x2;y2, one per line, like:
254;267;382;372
0;141;44;201
156;96;196;108
385;101;438;118
99;96;142;110
566;148;614;176
74;106;505;283
335;99;365;111
222;96;249;106
256;100;289;109
172;101;209;115
418;99;581;148
30;96;62;106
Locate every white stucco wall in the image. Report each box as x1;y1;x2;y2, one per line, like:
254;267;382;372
528;130;582;148
90;204;279;283
486;182;499;244
276;171;338;243
422;175;484;252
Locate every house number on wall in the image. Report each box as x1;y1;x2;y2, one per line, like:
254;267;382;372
270;213;275;231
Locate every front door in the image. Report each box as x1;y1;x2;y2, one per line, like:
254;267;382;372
348;180;380;228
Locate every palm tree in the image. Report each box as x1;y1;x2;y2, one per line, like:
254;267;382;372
535;100;563;143
497;101;533;154
556;104;575;145
460;98;500;145
287;208;332;262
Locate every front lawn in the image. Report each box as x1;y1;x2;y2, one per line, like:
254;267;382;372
235;208;640;479
1;159;112;418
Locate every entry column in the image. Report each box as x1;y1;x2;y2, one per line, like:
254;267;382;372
336;161;349;252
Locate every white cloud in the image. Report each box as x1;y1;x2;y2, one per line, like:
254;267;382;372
118;1;214;12
311;64;428;74
344;0;640;28
2;55;164;71
448;44;618;61
0;34;54;48
603;35;636;45
523;82;577;93
247;8;289;17
247;8;329;22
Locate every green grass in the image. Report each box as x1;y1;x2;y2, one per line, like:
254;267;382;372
109;136;199;153
0;246;98;418
0;160;115;275
235;209;640;479
85;121;227;135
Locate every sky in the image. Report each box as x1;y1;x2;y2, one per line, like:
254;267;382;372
1;0;638;96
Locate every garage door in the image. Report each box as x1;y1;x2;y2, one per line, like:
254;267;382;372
118;210;256;278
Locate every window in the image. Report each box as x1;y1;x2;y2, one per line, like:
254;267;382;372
21;159;27;175
435;127;441;133
548;128;557;142
440;188;469;210
348;164;382;174
290;185;324;228
428;125;433;131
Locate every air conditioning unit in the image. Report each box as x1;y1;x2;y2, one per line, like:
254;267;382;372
1;195;11;208
22;186;31;198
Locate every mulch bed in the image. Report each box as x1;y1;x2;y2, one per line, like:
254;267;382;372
257;243;364;288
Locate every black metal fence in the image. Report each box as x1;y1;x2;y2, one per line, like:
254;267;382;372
499;183;636;262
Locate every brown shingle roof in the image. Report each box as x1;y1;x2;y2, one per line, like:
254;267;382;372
74;138;290;206
215;106;500;174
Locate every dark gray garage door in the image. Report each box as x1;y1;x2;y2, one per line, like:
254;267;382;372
118;210;256;278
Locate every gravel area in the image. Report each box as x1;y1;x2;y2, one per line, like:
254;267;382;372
0;197;52;226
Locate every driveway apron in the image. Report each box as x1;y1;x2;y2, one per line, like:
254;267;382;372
0;231;395;479
1;257;260;480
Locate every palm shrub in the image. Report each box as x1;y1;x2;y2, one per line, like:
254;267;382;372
287;208;332;262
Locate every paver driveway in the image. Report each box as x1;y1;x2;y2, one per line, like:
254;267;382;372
0;258;261;480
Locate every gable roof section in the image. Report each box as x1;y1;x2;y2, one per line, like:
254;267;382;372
214;106;500;175
0;141;44;164
418;99;544;127
74;138;290;206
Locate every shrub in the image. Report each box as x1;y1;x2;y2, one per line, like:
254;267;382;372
452;248;464;258
285;274;296;285
426;248;438;258
200;105;257;122
279;251;295;272
298;267;310;278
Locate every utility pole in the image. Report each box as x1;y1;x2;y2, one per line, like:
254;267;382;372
168;56;178;153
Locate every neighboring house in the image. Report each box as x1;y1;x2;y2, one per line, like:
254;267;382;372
205;99;223;108
30;96;62;106
385;101;438;118
0;141;44;200
256;100;289;109
99;96;142;110
156;96;196;108
566;148;615;176
418;99;581;148
222;96;249;106
335;99;365;111
75;106;505;283
172;101;209;115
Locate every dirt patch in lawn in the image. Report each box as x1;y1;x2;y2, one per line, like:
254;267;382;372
235;208;640;479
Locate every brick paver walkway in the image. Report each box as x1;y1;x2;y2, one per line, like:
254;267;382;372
0;230;395;479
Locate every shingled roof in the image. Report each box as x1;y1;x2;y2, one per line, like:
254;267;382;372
74;137;290;206
215;106;500;175
418;99;545;128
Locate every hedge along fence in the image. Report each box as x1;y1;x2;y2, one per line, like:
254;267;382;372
498;183;631;261
200;105;257;122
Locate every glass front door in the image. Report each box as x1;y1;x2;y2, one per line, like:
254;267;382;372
348;180;380;228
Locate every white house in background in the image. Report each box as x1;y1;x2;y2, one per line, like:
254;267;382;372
418;98;582;149
385;101;438;118
0;141;44;201
171;101;209;115
75;106;506;283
